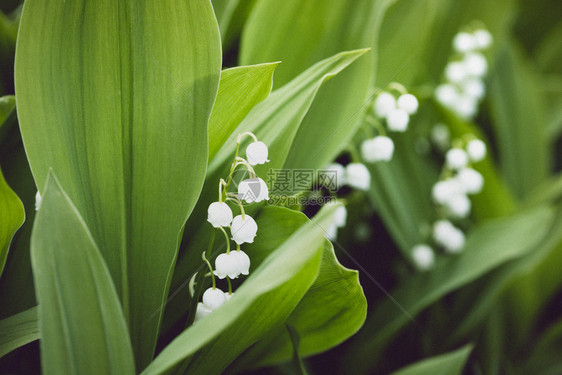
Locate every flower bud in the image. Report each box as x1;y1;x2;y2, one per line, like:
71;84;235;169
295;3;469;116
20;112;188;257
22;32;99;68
322;163;347;188
445;61;468;83
412;244;435;271
474;29;493;49
207;202;233;228
445;193;471;218
446;148;469;170
361;136;394;162
397;93;419;115
435;84;460;107
462;78;485;100
345;163;371;191
433;220;465;253
246;141;270;165
453;32;476;53
231;214;258;244
202;287;226;310
466;139;486;162
386;108;410;132
238;178;269;203
456;168;484;194
373;92;396;118
463;52;487;77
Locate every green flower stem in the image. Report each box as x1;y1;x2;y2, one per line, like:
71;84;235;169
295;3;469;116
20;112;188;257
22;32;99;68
218;226;231;254
226;277;232;295
201;251;216;289
365;115;387;136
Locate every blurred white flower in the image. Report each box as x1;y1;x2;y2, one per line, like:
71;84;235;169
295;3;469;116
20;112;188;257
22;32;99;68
466;139;486;162
334;204;347;228
346;163;371;191
454;94;478;119
238;177;269;203
463;52;488;77
207;202;233;228
445;61;468;83
361;136;395;162
35;191;42;211
446;148;469;170
433;220;466;253
246;141;270;165
445;193;472;218
397;93;419;115
453;31;476;53
412;244;436;271
462;78;485;100
456;168;484;194
231;214;258;244
474;29;493;49
323;163;347;188
432;178;466;205
325;222;339;241
373;92;396;118
386;108;410;132
435;84;460;107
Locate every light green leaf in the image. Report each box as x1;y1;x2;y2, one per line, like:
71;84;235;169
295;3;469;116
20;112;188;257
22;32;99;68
142;204;338;375
0;306;39;358
347;204;555;374
0;166;24;277
208;63;278;161
242;0;394;173
235;240;367;369
31;173;134;374
15;0;221;366
489;40;549;199
391;345;473;375
0;95;14;124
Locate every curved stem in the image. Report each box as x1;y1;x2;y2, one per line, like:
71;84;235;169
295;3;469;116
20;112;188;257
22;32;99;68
387;82;408;95
237;131;258;143
218;226;231;254
227;194;246;219
201;251;216;289
365;115;387;136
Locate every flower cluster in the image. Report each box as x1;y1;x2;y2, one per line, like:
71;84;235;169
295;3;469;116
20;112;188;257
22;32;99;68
361;83;419;164
435;25;492;119
411;135;487;270
195;132;270;322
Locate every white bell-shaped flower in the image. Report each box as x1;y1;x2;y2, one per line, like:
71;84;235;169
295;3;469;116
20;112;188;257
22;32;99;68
231;250;250;276
207;202;233;228
334;205;347;228
202;287;226;310
35;191;42;211
445;61;468;83
463;52;488;77
412;244;435;271
453;94;478;119
456;168;484;194
397;93;419;115
214;252;241;279
474;29;493;49
325;222;338;241
386;108;410;132
238;177;269;203
323;163;347;189
231;214;258;244
446;148;469;170
432;178;466;205
435;84;460;107
373;92;396;118
345;163;371;191
466;139;486;162
445;193;472;218
246;141;270;165
361;136;394;162
224;292;234;301
453;32;476;53
194;302;212;322
433;220;465;253
462;78;485;100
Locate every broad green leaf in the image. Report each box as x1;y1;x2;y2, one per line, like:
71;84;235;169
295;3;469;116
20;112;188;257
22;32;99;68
0;307;38;358
391;345;473;375
208;63;278;161
347;205;555;374
236;241;367;369
488;40;549;199
286;325;309;375
0;166;24;277
143;204;338;375
31;173;134;374
15;0;221;366
242;0;394;173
